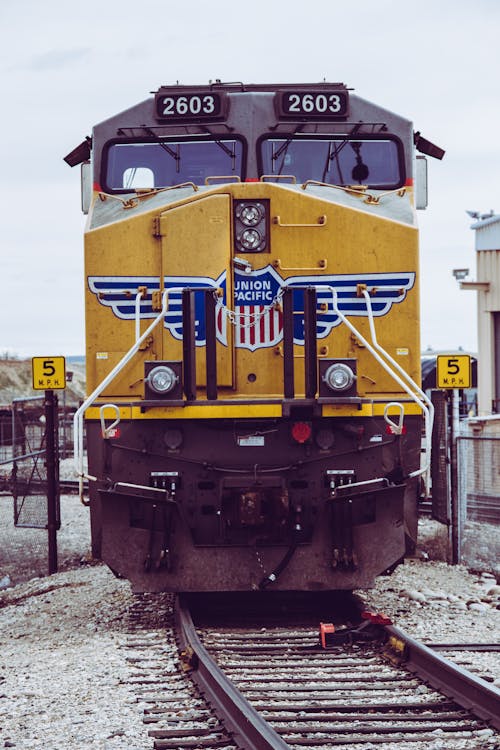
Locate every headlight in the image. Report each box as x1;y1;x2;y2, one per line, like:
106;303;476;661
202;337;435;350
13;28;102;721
323;363;355;392
146;365;178;394
144;360;182;401
239;228;262;251
236;202;265;226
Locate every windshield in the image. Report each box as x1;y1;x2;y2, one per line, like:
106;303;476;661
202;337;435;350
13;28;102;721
259;136;403;188
104;138;245;191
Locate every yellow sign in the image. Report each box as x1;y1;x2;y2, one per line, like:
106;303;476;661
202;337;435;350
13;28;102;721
436;354;471;389
32;357;66;390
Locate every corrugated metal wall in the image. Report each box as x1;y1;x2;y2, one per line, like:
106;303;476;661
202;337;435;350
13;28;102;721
477;249;500;309
473;219;500;413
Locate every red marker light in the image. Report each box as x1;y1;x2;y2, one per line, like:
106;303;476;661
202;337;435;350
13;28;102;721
385;424;407;435
291;422;312;444
102;427;121;439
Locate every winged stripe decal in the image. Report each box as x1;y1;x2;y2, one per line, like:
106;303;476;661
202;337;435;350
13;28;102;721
88;266;414;350
284;269;415;343
88;274;227;345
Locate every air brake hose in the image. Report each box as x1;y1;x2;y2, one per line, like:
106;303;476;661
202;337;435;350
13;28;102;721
258;523;302;589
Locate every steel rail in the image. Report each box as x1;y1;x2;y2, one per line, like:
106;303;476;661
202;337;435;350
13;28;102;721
426;643;500;652
385;623;500;730
175;595;289;750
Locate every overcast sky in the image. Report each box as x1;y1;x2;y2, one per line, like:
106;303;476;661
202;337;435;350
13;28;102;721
1;0;499;358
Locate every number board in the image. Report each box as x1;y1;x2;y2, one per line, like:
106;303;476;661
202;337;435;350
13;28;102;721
155;91;227;120
277;90;349;119
32;357;66;390
436;355;471;389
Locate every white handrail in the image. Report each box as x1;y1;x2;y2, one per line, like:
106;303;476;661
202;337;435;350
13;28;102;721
360;289;433;484
321;286;432;486
361;290;433;411
73;287;173;502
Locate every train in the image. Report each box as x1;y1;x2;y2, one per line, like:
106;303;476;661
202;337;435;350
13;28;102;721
65;81;443;593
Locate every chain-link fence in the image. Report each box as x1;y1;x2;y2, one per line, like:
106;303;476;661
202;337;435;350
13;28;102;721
0;409;12;463
0;396;62;583
457;427;500;571
0;397;50;528
1;397;44;460
0;399;74;465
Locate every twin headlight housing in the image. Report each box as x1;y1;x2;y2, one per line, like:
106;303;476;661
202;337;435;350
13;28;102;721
234;200;269;253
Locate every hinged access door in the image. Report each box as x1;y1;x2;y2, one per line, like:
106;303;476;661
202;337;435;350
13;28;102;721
159;194;233;388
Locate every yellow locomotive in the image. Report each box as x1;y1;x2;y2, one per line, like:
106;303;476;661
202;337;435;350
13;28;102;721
65;82;442;593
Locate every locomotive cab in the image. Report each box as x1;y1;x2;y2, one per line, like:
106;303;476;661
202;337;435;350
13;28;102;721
66;82;443;593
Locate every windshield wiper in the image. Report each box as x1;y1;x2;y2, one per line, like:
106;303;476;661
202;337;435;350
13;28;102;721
271;125;305;175
214;139;236;171
143;127;181;172
321;123;362;183
202;127;238;172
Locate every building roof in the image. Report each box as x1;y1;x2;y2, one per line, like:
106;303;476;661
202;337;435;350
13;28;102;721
470;212;500;251
470;213;500;230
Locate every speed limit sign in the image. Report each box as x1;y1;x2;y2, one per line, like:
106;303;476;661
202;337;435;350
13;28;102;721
32;357;67;390
436;355;471;389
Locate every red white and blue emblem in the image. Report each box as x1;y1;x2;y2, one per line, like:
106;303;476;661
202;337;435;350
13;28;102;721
88;265;415;351
233;265;283;350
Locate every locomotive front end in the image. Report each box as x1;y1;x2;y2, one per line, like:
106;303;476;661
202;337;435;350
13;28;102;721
67;82;440;593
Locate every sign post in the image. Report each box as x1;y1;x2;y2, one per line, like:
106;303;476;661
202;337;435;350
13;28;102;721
32;357;66;575
44;389;59;575
436;354;471;564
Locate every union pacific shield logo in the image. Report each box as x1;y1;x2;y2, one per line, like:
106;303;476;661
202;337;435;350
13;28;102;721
88;266;415;351
234;265;284;351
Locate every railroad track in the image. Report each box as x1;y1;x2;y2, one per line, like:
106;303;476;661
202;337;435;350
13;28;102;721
119;592;500;749
177;596;500;750
420;643;500;702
